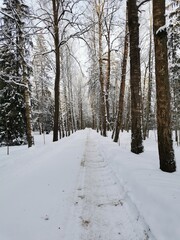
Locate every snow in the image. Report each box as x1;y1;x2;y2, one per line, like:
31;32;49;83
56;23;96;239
156;25;167;35
0;129;180;240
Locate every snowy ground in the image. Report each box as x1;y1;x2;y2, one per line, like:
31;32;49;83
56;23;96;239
0;129;180;240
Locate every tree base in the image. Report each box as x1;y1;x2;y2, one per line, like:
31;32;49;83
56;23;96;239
131;145;144;154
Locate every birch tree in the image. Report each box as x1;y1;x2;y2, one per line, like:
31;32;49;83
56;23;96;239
36;0;90;141
32;33;54;134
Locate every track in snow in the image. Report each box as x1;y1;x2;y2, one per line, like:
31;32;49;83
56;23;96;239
62;130;156;240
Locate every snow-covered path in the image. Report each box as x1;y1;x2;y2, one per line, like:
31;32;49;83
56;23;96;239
62;130;155;240
1;129;180;240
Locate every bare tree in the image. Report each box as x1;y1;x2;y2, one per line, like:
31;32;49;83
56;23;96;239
103;0;120;130
35;0;91;141
114;2;129;143
87;0;121;136
32;33;53;135
94;0;107;136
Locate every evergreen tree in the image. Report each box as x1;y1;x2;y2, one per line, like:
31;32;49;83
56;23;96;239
0;0;32;146
167;1;180;144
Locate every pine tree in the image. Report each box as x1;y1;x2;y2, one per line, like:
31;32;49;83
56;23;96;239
167;1;180;145
0;0;33;147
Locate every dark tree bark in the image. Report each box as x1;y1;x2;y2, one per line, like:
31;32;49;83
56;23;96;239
153;0;176;172
128;0;143;153
52;0;60;142
114;3;128;143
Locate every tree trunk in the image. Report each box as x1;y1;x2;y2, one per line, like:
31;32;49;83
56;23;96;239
128;0;143;153
145;30;153;138
143;12;153;140
52;0;60;142
142;63;148;140
97;1;107;137
105;31;111;130
153;0;176;172
24;78;33;147
114;3;128;143
21;39;33;148
124;86;131;132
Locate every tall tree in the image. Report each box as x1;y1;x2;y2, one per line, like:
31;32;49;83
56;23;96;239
95;0;107;136
0;0;33;147
92;0;121;136
153;0;176;172
87;1;102;132
128;0;143;153
51;0;61;141
32;33;54;134
167;0;180;145
113;2;129;143
103;0;119;130
37;0;90;141
17;1;33;148
142;5;154;140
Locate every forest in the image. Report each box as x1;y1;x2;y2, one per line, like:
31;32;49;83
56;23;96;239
0;1;180;239
0;0;179;173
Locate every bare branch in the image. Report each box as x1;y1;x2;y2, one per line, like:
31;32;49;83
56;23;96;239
137;0;150;9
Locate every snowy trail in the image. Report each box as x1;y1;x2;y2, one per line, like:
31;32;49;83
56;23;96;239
63;130;156;240
1;129;180;240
